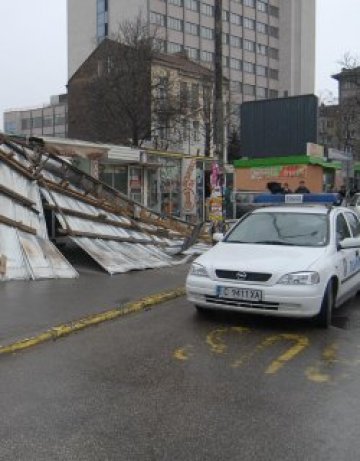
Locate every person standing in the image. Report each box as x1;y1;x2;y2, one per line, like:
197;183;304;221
295;180;310;193
283;183;292;194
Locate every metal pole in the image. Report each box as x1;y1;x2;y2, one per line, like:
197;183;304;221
214;0;224;228
214;0;224;161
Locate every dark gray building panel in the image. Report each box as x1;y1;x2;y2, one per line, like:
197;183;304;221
241;95;318;158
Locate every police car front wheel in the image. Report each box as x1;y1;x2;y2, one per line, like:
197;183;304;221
316;280;335;328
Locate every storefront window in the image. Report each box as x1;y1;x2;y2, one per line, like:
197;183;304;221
147;168;160;211
196;162;205;221
160;158;181;216
99;164;128;195
129;167;142;203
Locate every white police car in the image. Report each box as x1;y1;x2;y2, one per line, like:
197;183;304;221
186;194;360;328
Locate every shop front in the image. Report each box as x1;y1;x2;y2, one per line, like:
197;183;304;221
234;156;340;193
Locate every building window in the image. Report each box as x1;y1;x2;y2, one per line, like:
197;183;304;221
269;68;279;80
230;13;242;26
150;12;166;27
31;116;43;129
167;42;183;53
4;120;17;133
191;83;200;110
169;0;183;5
193;121;200;142
268;47;279;60
185;0;199;12
256;43;267;55
201;3;214;16
223;55;230;67
230;58;242;70
244;61;255;74
269;89;278;98
185;21;199;35
257;1;268;13
201;50;214;63
230;35;242;48
223;10;230;22
223;33;229;45
244;39;255;52
97;0;108;43
231;81;242;93
243;17;255;30
21;118;31;130
54;113;66;126
269;26;279;38
256;87;268;99
200;26;214;40
269;5;279;17
168;16;183;31
180;82;189;109
185;46;200;60
256;22;268;34
256;65;268;77
43;115;53;128
243;84;256;96
243;0;255;6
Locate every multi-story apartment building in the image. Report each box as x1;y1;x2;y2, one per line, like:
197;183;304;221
3;94;68;138
68;38;229;157
319;67;360;161
68;0;315;110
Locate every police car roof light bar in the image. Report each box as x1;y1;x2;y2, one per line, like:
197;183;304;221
253;193;342;206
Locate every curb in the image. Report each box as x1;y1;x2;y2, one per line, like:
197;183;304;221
0;287;186;356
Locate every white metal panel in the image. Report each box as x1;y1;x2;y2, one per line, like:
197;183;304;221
36;238;78;279
71;237;144;274
17;232;77;280
0;226;30;280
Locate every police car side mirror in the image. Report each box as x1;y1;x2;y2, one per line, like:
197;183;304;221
213;233;224;242
339;237;360;250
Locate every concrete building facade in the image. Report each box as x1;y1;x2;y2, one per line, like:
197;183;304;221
67;0;316;107
3;95;68;138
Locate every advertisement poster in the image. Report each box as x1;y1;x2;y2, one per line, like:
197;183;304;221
181;158;197;215
209;186;223;222
250;165;306;180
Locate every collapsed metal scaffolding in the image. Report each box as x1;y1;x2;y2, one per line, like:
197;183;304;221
0;134;208;281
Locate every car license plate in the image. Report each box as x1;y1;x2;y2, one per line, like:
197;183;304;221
218;286;262;302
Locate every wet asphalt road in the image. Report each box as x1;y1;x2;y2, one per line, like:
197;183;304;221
1;290;360;460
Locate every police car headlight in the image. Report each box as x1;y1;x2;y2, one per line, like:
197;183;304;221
190;263;209;278
277;271;320;285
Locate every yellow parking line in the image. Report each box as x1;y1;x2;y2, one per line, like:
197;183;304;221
0;287;186;356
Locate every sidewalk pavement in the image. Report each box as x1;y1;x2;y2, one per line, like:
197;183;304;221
0;258;190;347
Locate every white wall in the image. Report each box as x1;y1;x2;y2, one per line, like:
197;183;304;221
279;0;316;97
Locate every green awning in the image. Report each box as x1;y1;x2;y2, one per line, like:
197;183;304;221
234;155;341;170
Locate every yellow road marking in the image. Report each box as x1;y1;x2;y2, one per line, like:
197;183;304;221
264;334;310;374
0;287;186;356
206;326;250;355
232;333;309;373
173;345;194;361
305;343;338;384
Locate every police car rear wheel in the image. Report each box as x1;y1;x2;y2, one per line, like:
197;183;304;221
316;281;334;328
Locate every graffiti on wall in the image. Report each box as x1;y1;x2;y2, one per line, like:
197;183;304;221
250;165;306;180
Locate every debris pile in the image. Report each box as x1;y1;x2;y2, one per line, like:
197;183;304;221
0;134;207;281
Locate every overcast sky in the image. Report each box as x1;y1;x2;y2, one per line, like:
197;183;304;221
0;0;360;130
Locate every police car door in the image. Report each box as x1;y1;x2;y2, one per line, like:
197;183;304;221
344;211;360;292
335;212;357;301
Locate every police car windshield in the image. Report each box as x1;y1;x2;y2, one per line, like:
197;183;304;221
226;212;328;247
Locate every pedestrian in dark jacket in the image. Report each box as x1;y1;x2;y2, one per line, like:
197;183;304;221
295;180;310;193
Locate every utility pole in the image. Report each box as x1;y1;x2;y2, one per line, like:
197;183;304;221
214;0;224;168
214;0;225;228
